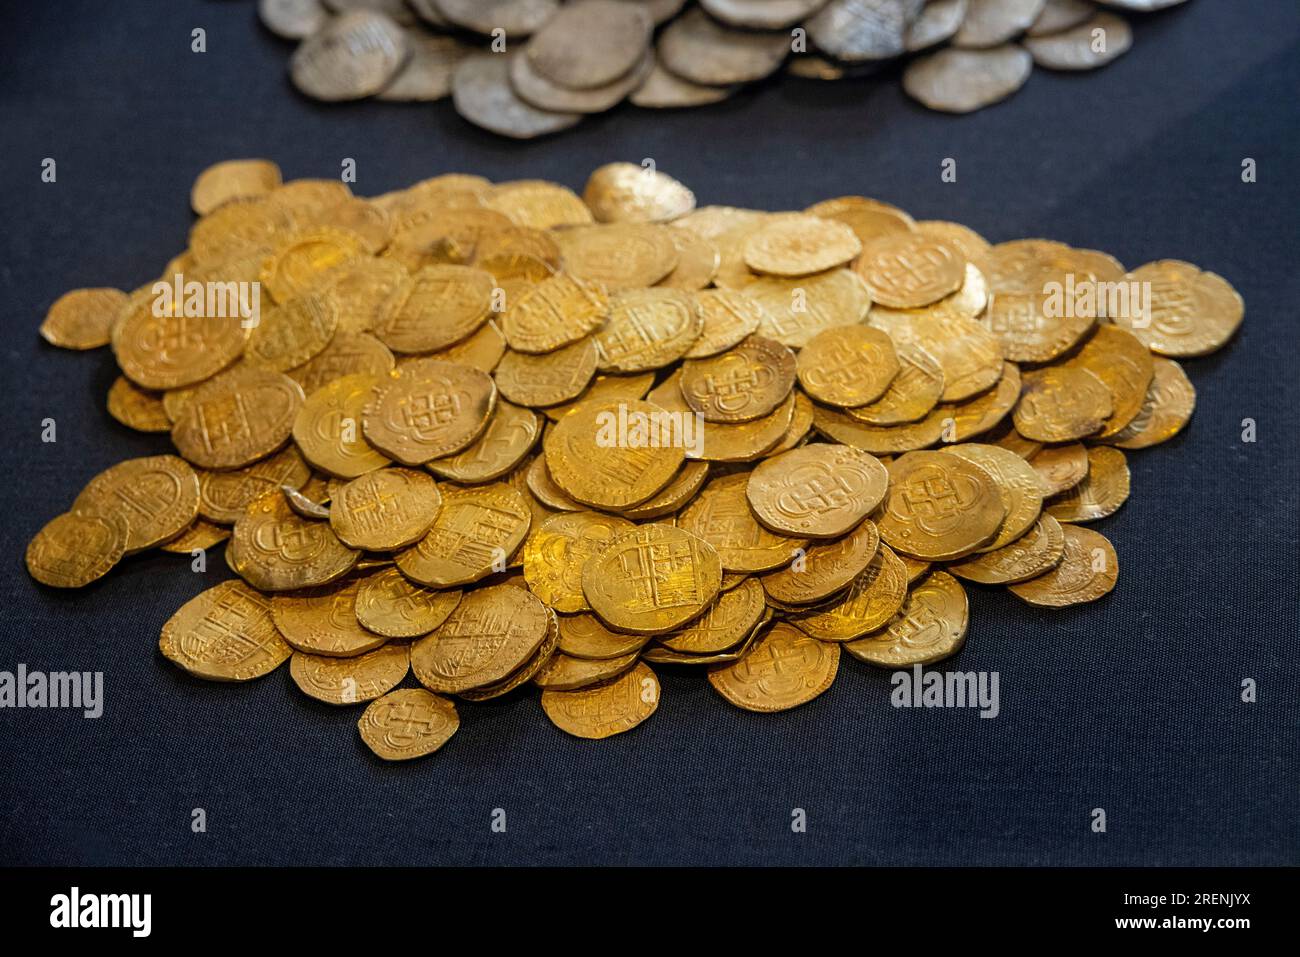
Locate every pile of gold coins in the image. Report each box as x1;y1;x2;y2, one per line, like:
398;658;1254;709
258;0;1188;138
29;157;1241;759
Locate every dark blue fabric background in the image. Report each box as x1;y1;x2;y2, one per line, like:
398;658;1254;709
1;0;1296;866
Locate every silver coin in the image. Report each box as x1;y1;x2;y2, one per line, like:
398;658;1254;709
406;0;451;28
434;0;559;37
259;0;329;40
619;0;689;25
700;0;831;30
290;11;410;101
1024;10;1131;69
323;0;416;25
1026;0;1095;36
905;0;968;51
512;47;654;113
376;30;474;100
806;0;925;63
658;8;790;85
1092;0;1185;9
452;53;583;138
629;61;739;108
526;0;653;90
902;43;1032;112
952;0;1045;48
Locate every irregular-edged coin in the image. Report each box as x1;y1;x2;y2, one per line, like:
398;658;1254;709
708;622;839;712
160;580;292;680
1009;523;1117;606
358;688;459;760
541;661;660;738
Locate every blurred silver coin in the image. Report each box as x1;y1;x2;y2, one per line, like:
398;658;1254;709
952;0;1045;48
512;47;655;113
377;31;474;100
807;0;925;63
406;0;451;28
290;11;410;100
1024;10;1131;69
452;53;583;138
620;0;689;25
434;0;559;37
629;61;739;107
259;0;329;39
658;8;790;85
324;0;416;24
902;43;1032;111
1093;0;1184;9
1026;0;1095;36
700;0;831;30
526;0;653;90
905;0;968;51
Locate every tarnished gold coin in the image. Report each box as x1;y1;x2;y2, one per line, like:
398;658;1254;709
1028;442;1089;496
395;482;531;586
354;567;462;638
523;511;635;613
1109;357;1196;449
272;578;387;657
244;291;340;372
1113;260;1244;357
197;445;311;523
191;158;282;215
73;454;200;553
556;223;679;290
745;268;872;349
845;571;969;667
679;472;806;573
40;287;127;350
541;661;661;739
26;510;127;588
329;467;441;550
747;444;888;539
158;518;230;554
290;644;409;705
1013;366;1112;442
1062;324;1155;438
856;232;965;308
292;373;393;478
113;288;246;391
945;443;1044;552
358;688;459;761
556;612;651;660
949;513;1066;585
501;273;608;354
660;578;766;653
877;450;1006;560
583;162;696;224
362;359;496;465
594;288;701;372
533;648;639;691
583;524;722;635
796;325;899;408
374;264;495;353
411;584;550;693
160;580;291;680
743;214;862;277
685;289;766;358
494;338;598;407
1046;446;1130;523
708;622;839;712
847;343;944;425
788;543;909;641
544;399;685;509
1009;524;1118;607
759;517;879;606
680;335;794;423
426;399;541;482
228;492;360;591
172;366;305;469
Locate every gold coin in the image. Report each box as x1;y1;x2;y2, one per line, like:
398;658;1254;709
290;644;410;705
40;287;127;350
942;361;1020;440
228;492;359;591
644;616;768;666
458;607;561;701
362;359;497;465
159;518;230;554
26;510;127;588
427;399;540;482
358;688;459;761
845;571;969;667
745;268;872;348
556;612;651;660
486;179;593;230
813;401;948;455
191;158;282;215
395;482;531;586
354;567;462;638
494;338;598;407
660;577;766;653
1013;366;1112;442
765;390;815;456
679;472;807;573
197;445;311;523
680;335;794;423
747;444;889;539
982;284;1095;363
292;373;392;479
501;272;608;354
659;229;719;290
949;513;1066;585
544;399;685;509
707;621;839;712
1028;442;1089;496
743;214;862;277
523;511;635;613
648;373;795;463
244;291;340;372
473;226;562;270
322;257;411;334
411;584;550;693
287;332;394;397
684;289;766;358
871;309;1002;402
804;195;915;247
533;649;639;691
541;661;661;739
1046;446;1130;523
112;288;246;390
583;162;696;223
796;325;899;408
985;418;1042;458
555;223;679;289
543;370;655;421
429;320;507;372
623;459;710;520
594;288;702;372
847;343;944;425
758;517;879;605
855;232;965;308
73;454;200;553
915;220;991;262
478;251;556;307
1062;324;1155;438
899;553;930;583
160;580;291;680
283;483;329;520
1113;260;1243;357
583;524;722;635
330;467;442;550
172;366;305;469
373;264;495;353
1009;524;1118;607
945;443;1044;552
260;228;364;302
1109;357;1196;450
788;543;909;641
272;579;388;657
877;450;1006;560
525;454;584;511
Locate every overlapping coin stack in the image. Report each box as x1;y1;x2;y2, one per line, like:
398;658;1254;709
30;158;1241;759
260;0;1188;138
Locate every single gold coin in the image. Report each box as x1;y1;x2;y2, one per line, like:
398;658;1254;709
684;289;766;358
362;359;497;465
411;584;550;693
292;373;393;478
373;264;495;353
759;517;879;606
1009;524;1118;607
556;612;652;660
855;232;965;308
486;180;593;230
708;622;839;712
541;661;661;739
290;644;410;705
260;227;364;302
160;580;291;680
395;482;531;586
871;309;1003;402
813;401;948;455
943;361;1020;441
158;518;231;554
583;162;696;223
679;472;807;573
916;220;990;262
555;223;679;289
112;288;246;391
329;467;442;550
743;214;862;277
804;195;915;247
1062;324;1155;438
272;579;388;657
1013;366;1112;442
623;459;710;520
744;268;872;349
358;688;460;761
543;370;655;421
244;291;340;372
747;444;888;539
322;256;411;334
680;335;794;423
26;510;127;588
523;511;636;613
582;524;722;635
458;607;561;701
494;338;598;407
949;513;1066;585
594;288;701;372
945;443;1044;553
472;226;562;270
197;445;311;523
1109;357;1196;449
228;492;360;591
845;571;969;667
877;450;1006;560
525;454;584;511
788;543;909;642
501;273;608;354
430;320;507;373
1028;442;1089;496
659;229;719;290
40;287;127;350
660;577;767;654
1046;446;1130;523
532;648;639;691
543;399;685;509
648;373;796;463
354;567;462;638
73;454;200;554
1113;260;1243;357
191;158;282;215
172;366;305;469
285;331;394;397
796;325;899;408
426;399;541;482
847;343;944;425
765;390;815;456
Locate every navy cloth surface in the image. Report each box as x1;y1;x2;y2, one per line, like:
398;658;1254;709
1;0;1297;866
